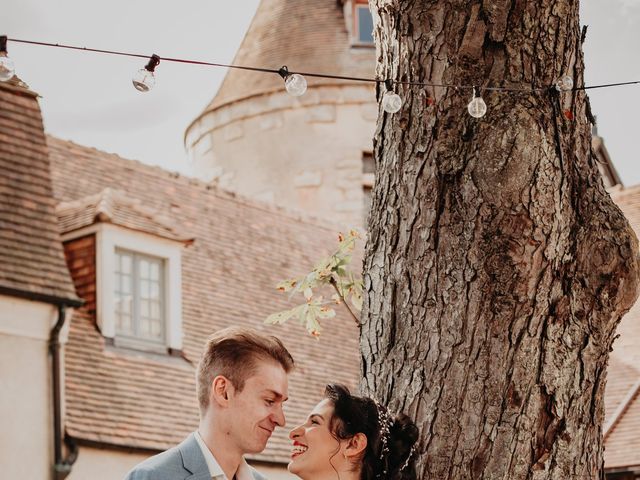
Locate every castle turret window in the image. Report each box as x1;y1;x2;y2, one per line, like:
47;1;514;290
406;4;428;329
355;4;374;44
363;152;374;223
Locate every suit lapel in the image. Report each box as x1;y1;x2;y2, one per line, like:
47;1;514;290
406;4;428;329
179;433;212;480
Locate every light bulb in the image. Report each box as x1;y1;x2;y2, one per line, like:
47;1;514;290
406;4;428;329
285;73;307;97
554;75;574;91
467;89;487;118
382;91;402;113
132;54;160;93
0;54;15;82
132;68;156;92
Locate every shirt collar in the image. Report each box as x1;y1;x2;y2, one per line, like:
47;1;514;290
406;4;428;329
194;431;254;480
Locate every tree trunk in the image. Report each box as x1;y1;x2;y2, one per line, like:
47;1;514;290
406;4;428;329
361;1;640;479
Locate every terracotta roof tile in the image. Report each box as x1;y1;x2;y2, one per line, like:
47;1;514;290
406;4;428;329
604;384;640;469
56;187;194;243
602;185;640;470
48;136;360;462
0;80;79;304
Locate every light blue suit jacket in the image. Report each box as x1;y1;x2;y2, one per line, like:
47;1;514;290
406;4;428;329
124;433;267;480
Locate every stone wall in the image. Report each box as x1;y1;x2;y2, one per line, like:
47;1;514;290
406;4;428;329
186;84;377;227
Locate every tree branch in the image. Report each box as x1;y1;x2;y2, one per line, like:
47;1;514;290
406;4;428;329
329;277;361;327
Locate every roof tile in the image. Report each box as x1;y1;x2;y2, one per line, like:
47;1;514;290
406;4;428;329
0;82;79;303
49;136;359;462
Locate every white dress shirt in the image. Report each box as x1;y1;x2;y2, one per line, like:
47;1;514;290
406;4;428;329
194;430;255;480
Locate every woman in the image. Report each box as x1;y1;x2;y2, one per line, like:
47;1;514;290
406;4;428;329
288;384;419;480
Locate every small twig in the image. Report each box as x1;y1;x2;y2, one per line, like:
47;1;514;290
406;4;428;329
329;277;361;326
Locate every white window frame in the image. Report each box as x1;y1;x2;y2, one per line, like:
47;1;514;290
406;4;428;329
114;248;166;346
62;223;183;351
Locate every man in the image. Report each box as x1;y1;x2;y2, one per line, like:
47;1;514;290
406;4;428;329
125;327;294;480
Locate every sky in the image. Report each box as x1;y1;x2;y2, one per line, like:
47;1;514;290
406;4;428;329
3;0;640;185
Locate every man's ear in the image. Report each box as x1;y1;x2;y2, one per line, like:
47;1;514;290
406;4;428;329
211;375;234;407
344;433;368;459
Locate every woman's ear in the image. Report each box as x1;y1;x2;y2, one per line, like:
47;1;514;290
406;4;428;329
344;432;368;459
211;375;234;407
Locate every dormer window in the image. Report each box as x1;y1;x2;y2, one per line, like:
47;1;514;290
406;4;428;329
57;188;193;354
355;3;374;44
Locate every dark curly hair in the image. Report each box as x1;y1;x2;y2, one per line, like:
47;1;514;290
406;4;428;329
324;384;419;480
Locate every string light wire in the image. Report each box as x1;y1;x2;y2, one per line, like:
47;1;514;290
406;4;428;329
7;37;640;94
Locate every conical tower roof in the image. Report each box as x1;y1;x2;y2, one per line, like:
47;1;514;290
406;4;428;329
204;0;375;112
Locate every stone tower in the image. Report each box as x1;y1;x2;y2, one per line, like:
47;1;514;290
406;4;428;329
184;0;377;226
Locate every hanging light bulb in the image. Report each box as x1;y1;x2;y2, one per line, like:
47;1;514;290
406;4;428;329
467;87;487;118
382;91;402;113
278;66;307;97
381;79;402;113
285;74;307;96
0;36;16;82
132;54;160;92
554;75;574;91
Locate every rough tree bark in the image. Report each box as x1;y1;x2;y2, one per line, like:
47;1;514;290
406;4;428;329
361;1;640;479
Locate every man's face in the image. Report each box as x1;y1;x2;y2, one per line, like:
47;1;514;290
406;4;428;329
227;361;289;454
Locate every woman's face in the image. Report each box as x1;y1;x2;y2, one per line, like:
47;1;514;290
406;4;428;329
288;399;349;478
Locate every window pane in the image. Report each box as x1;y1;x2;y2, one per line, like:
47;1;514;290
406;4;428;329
123;297;132;315
115;250;135;336
357;6;374;43
139;316;150;336
115;295;133;334
121;274;131;294
150;301;160;320
150;262;160;281
121;254;132;274
150;317;162;338
150;282;160;300
140;299;150;318
116;311;132;334
139;259;150;279
115;250;165;344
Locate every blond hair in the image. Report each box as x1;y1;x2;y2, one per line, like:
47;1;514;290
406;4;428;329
196;327;294;413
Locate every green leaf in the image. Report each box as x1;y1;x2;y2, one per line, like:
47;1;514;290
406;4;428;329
318;306;337;319
304;311;322;337
265;308;297;325
276;279;298;292
267;228;362;337
350;290;363;311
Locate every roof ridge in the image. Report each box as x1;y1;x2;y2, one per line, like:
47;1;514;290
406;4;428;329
56;186;193;243
47;135;351;233
94;187;116;222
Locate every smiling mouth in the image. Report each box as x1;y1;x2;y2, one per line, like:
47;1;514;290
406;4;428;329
260;426;273;436
291;444;308;458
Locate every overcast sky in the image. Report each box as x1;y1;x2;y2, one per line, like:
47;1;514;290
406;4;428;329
4;1;640;185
